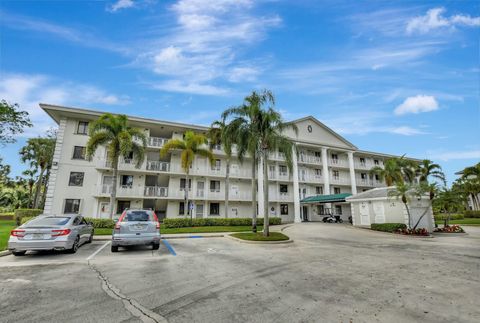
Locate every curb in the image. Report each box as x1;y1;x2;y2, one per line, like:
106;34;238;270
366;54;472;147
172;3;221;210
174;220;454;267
226;234;294;245
93;234;226;241
0;250;11;257
432;232;468;237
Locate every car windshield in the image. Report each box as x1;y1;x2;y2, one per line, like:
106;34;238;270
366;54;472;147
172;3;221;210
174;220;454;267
124;211;153;222
26;217;71;226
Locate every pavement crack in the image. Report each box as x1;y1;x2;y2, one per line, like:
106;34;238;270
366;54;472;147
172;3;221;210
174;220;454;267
87;260;168;323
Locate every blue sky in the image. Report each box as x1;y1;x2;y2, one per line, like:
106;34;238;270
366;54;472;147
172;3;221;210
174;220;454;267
0;0;479;184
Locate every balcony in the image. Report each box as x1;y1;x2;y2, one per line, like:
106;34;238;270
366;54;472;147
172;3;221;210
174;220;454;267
230;168;252;178
356;177;384;187
97;184;168;198
328;158;348;167
269;191;293;202
298;154;322;164
144;186;168;197
148;136;169;148
146;160;170;172
268;152;286;161
96;158;170;173
329;176;351;185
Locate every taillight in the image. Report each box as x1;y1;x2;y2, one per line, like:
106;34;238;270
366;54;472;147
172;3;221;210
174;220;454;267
51;229;71;236
11;230;25;237
156;222;160;230
153;212;160;230
114;223;121;230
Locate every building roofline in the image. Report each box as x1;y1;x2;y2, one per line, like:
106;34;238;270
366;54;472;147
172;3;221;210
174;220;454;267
355;149;422;162
287;115;358;150
39;103;210;131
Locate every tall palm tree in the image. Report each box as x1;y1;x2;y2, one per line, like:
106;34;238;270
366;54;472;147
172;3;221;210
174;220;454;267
461;163;480;210
161;131;214;222
21;169;37;208
86;114;147;219
19;137;56;209
223;90;297;236
208;117;236;218
417;159;446;184
370;156;418;186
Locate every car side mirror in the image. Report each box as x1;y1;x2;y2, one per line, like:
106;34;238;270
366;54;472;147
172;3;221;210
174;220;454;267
88;222;94;226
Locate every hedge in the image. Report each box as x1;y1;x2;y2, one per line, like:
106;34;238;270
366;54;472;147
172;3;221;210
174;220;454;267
163;217;282;228
371;223;407;233
85;218;115;229
20;216;36;225
464;210;480;218
434;214;464;221
14;209;43;226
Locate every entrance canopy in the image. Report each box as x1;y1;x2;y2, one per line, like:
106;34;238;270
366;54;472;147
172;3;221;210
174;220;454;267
300;193;352;204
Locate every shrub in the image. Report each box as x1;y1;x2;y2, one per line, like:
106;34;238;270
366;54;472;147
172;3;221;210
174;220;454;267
163;217;281;228
0;212;14;220
464;210;480;218
370;223;407;233
433;225;465;233
85;217;115;229
14;209;43;226
20;216;36;225
396;227;429;236
434;214;464;221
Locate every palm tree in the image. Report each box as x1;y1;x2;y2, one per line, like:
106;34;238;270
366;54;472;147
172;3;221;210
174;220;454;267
461;163;480;210
433;188;465;226
208;117;236;218
388;182;415;228
370;156;418;186
160;131;214;222
86;114;147;219
223;90;297;236
21;169;37;208
19;137;56;209
417;159;445;184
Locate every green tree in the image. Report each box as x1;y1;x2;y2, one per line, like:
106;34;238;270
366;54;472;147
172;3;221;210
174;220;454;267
0;157;12;187
223;90;297;236
19;137;56;209
417;159;445;184
161;131;214;222
21;169;38;208
460;163;480;210
0;100;32;145
86;114;147;219
433;188;465;226
208;117;237;218
370;156;418;186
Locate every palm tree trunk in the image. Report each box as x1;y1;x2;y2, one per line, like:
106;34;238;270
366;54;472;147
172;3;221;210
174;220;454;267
251;152;257;233
40;169;51;209
185;172;190;224
225;158;230;218
404;203;412;229
110;155;119;219
33;167;45;209
263;150;270;237
28;182;33;208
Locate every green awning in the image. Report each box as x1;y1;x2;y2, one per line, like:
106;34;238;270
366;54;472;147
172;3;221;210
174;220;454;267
300;193;352;204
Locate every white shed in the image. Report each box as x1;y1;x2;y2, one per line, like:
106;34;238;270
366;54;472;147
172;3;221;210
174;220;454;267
346;187;434;232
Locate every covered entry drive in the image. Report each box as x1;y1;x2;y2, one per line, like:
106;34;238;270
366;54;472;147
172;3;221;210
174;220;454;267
300;193;352;222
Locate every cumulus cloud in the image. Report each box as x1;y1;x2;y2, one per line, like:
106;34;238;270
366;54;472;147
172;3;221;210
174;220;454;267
407;7;480;34
0;73;130;136
394;95;439;115
390;126;426;136
108;0;135;12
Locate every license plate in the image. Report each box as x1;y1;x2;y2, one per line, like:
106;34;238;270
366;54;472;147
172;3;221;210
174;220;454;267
26;233;45;240
133;224;146;230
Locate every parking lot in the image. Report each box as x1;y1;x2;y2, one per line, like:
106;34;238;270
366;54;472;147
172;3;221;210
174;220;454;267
1;224;479;323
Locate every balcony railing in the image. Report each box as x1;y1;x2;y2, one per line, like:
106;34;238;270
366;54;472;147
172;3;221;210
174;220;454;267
356;177;383;187
298;154;322;164
329;176;351;185
148;136;169;148
268;152;286;161
269;192;293;202
146;160;170;172
328;159;348;167
97;184;168;197
144;186;168;197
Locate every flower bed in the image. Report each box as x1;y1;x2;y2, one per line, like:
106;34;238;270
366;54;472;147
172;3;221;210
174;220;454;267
433;225;465;233
395;227;430;236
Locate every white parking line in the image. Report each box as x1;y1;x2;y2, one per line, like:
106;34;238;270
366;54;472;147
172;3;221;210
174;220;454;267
86;241;111;261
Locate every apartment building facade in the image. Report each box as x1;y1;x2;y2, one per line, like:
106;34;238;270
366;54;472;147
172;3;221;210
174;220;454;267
41;104;399;223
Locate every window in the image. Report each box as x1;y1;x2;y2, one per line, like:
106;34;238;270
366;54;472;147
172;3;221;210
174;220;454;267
73;216;81;226
210;180;220;192
72;146;86;160
179;202;185;215
28;216;70;226
125;210;155;222
374;159;379;165
314;168;322;176
211;159;221;170
64;199;80;213
117;201;130;214
120;175;134;188
333;170;339;179
360;157;366;165
209;202;220;215
361;173;367;179
77;121;89;135
280;204;288;215
123;151;134;163
315;186;323;195
375;174;380;181
314;151;321;158
279;184;288;193
331;153;338;161
335;205;343;215
334;187;341;194
317;205;325;215
279;165;287;175
180;178;192;191
68;172;84;186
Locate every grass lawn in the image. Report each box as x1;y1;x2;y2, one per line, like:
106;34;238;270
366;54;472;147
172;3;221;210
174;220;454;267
230;232;289;241
0;220;16;251
94;225;265;235
435;219;480;226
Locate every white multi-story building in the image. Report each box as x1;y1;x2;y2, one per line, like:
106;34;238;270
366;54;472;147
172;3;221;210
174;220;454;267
41;103;412;223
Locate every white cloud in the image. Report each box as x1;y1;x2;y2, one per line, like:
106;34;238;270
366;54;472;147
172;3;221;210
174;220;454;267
389;126;426;136
0;73;130;137
228;66;260;83
152;80;229;96
108;0;135;12
407;7;480;34
394;95;439;115
429;150;480;161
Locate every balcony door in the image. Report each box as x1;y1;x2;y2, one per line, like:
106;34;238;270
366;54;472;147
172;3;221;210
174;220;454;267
197;181;205;198
196;204;204;219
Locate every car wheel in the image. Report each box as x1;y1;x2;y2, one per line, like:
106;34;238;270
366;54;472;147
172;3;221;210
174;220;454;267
87;232;93;244
327;219;334;223
68;236;80;254
111;245;119;253
12;251;26;256
338;219;344;223
152;243;160;250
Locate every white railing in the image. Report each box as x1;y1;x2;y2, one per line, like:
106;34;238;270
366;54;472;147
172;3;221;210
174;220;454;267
229;191;252;201
298;154;322;164
330;176;351;185
196;189;205;198
328;159;348;167
146;160;170;172
144;186;168;197
230;168;252;178
148;136;169;148
268;152;286;161
298;171;322;183
354;162;370;170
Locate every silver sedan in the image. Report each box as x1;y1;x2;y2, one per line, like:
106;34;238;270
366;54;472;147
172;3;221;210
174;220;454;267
8;214;94;256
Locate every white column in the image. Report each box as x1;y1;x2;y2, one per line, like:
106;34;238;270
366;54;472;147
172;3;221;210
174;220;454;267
292;146;301;223
257;155;264;217
348;151;357;195
321;147;330;195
